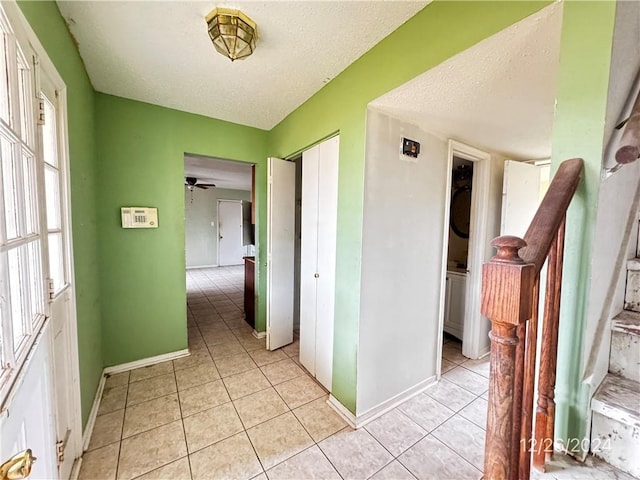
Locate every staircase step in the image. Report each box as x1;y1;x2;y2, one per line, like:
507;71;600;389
610;311;640;383
591;374;640;478
593;374;640;425
612;310;640;336
628;257;640;271
625;259;640;312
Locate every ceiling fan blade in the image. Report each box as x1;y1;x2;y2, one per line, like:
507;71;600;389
196;184;209;189
198;183;217;187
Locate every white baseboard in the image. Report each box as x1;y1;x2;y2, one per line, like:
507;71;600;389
252;330;266;339
327;375;438;429
70;457;82;480
186;264;218;270
104;349;190;375
82;373;106;451
327;395;357;428
83;348;190;451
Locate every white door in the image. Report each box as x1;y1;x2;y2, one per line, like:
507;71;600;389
218;200;244;266
41;71;80;480
0;4;80;479
501;160;544;238
299;136;339;390
266;157;295;350
0;325;58;479
299;146;320;374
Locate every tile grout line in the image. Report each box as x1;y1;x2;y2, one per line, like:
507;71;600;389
112;371;130;480
172;360;195;480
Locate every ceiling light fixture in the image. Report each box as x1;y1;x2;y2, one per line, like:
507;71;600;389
206;7;257;62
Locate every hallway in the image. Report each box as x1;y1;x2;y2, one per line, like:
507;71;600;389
78;267;633;480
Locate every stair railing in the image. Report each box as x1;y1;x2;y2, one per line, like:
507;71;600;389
482;158;584;480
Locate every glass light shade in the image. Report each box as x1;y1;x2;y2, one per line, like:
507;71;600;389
206;8;257;61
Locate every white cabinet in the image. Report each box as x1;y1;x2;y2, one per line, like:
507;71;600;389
444;271;466;340
299;136;339;391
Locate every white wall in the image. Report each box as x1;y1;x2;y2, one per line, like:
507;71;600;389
357;109;505;415
357;109;448;414
582;0;640;388
185;187;251;268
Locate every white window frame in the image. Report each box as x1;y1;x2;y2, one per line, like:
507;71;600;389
0;0;79;425
0;5;45;400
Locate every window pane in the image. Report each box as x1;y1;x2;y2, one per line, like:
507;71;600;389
8;247;26;348
22;150;37;235
45;165;60;230
1;135;18;240
17;47;32;147
0;33;10;125
42;94;57;168
27;240;43;324
48;232;64;294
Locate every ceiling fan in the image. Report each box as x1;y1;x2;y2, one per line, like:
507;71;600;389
185;177;216;191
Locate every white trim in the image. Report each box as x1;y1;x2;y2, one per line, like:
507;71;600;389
186;264;218;270
327;395;357;428
70;458;82;480
81;373;106;451
327;375;437;429
252;330;266;339
436;143;455;379
104;349;190;375
1;4;84;475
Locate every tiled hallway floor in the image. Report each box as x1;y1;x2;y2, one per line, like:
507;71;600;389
79;267;634;480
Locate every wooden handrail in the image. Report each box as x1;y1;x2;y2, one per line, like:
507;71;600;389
482;158;584;480
520;158;583;273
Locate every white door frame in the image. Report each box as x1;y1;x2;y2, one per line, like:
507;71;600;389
2;1;82;475
437;140;491;376
217;199;243;266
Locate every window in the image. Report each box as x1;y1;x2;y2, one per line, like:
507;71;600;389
0;6;52;399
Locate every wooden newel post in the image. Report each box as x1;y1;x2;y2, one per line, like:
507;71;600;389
482;236;535;480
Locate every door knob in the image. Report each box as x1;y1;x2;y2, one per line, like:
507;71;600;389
0;449;36;480
314;273;319;278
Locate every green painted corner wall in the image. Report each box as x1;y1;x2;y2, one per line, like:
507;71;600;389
95;94;268;366
549;1;616;454
17;0;102;427
268;0;550;413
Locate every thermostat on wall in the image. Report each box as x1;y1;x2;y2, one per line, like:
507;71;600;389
402;137;420;158
121;207;158;228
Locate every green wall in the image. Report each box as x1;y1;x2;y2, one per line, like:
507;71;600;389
17;1;102;426
19;0;615;439
95;94;268;365
549;1;616;455
269;0;549;413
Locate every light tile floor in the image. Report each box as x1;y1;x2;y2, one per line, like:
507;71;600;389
79;266;635;480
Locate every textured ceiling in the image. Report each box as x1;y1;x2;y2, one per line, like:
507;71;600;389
57;1;428;130
184;154;252;190
371;2;563;160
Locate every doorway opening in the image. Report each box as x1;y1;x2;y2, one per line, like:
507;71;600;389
443;156;474;344
437;141;492;375
183;153;256;331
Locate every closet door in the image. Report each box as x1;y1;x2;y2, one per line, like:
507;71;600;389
314;136;339;389
299;136;339;391
299;145;320;374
